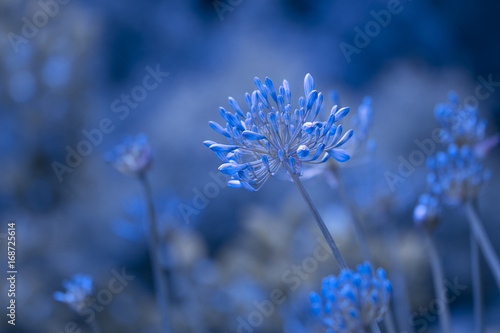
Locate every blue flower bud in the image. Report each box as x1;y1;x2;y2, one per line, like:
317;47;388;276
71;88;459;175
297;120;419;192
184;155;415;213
242;130;266;141
265;77;277;101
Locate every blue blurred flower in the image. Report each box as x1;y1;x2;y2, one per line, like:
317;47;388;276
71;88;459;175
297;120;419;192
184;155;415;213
434;91;487;147
205;73;353;191
53;274;94;313
427;144;490;205
413;193;441;229
309;262;391;332
106;134;152;176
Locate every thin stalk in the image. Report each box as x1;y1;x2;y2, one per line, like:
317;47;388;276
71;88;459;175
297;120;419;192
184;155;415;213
384;310;397;333
331;167;371;261
370;322;381;333
466;200;500;289
285;165;348;270
331;168;399;333
89;320;102;333
382;225;415;333
423;230;451;333
470;225;484;333
140;175;171;333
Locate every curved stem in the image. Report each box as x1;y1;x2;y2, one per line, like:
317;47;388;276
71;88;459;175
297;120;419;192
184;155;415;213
470;224;484;333
285;165;348;270
140;175;171;333
423;230;451;333
466;200;500;289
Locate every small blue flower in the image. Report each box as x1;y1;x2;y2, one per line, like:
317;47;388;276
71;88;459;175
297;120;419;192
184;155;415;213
54;274;94;313
427;144;490;205
205;74;353;191
413;193;441;229
310;262;391;332
106;134;152;176
434;91;487;146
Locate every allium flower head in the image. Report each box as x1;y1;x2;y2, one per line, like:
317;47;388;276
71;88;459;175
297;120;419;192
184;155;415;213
427;144;490;205
204;74;353;191
53;274;94;313
434;91;487;146
106;134;152;176
309;262;391;333
413;193;441;229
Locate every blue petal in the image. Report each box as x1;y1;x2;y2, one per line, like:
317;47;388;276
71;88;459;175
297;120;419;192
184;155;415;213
209;144;238;152
219;163;249;174
254;77;267;98
335;129;354;147
228;97;244;117
242;130;266;141
304;73;315;97
228;180;243;188
334;107;350;121
209;121;231;138
265;77;277;101
330;149;350;162
306;90;318;110
203;140;217;148
297;145;310;158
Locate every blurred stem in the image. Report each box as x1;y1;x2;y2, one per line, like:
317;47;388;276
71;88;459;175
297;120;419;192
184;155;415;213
331;167;371;261
470;222;484;333
423;230;451;333
331;167;398;333
382;224;415;333
329;167;410;333
89;319;102;333
140;174;171;333
286;165;348;270
383;311;397;333
370;322;381;333
466;199;500;289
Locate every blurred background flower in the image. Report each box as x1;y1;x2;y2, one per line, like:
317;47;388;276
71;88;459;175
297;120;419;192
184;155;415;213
1;0;500;332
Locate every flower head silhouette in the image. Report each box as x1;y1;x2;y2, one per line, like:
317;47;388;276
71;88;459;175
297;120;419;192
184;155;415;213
53;274;94;313
204;74;353;191
310;262;392;333
106;134;152;177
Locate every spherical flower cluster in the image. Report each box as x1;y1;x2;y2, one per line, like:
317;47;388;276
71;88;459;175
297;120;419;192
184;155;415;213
427;144;490;205
413;193;441;229
204;74;353;191
309;262;391;333
434;91;487;147
106;134;152;176
53;274;94;313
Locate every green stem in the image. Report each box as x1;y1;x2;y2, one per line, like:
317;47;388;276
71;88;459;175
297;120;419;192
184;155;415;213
140;175;171;333
423;230;451;333
466;200;500;289
286;165;348;270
